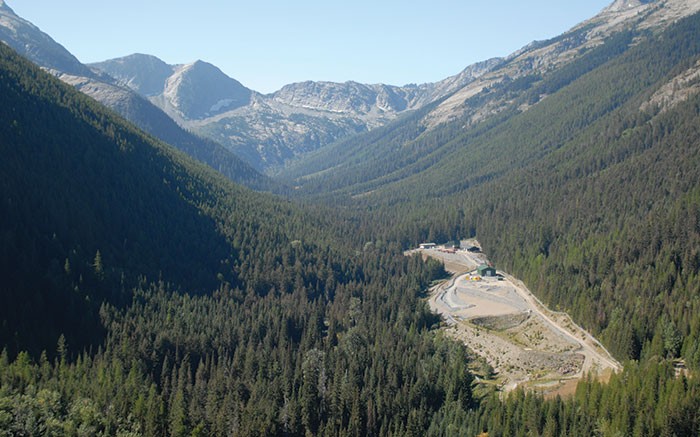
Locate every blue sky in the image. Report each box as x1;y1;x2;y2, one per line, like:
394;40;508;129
10;0;612;93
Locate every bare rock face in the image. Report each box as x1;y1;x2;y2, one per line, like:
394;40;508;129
159;60;252;120
91;53;173;97
269;58;503;119
270;80;427;119
273;81;380;114
640;59;700;114
90;53;500;170
0;3;266;188
605;0;650;12
95;55;254;120
422;0;700;129
0;0;94;78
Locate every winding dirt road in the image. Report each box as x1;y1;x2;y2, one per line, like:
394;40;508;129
415;241;621;393
501;272;621;376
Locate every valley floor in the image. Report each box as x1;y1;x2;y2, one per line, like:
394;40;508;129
412;241;621;396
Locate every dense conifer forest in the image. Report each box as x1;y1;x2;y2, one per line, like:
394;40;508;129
0;43;473;435
284;9;700;370
3;8;700;437
286;11;700;436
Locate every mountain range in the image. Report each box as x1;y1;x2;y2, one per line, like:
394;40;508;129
5;0;700;179
0;0;501;173
91;55;500;171
0;0;271;190
62;0;700;175
279;0;700;191
271;0;700;369
4;0;700;434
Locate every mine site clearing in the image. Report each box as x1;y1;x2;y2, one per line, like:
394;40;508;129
412;240;621;396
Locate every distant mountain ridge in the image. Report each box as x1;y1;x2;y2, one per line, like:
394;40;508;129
0;2;271;190
91;54;501;171
162;60;252;119
0;0;93;78
422;0;700;129
280;0;700;190
270;58;503;119
92;56;254;120
90;53;173;97
8;0;693;177
90;1;699;173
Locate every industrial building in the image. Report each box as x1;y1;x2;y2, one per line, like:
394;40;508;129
477;264;497;277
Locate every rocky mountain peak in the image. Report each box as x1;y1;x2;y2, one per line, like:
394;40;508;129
422;0;700;129
0;1;95;78
273;80;382;114
161;59;252;120
604;0;653;12
90;53;173;96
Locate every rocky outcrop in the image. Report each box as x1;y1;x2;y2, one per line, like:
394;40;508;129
159;60;252;119
0;3;267;189
269;57;503;119
0;0;94;77
91;53;500;170
91;53;173;96
422;0;700;129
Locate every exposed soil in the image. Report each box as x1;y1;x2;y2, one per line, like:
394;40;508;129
471;313;530;331
410;240;621;396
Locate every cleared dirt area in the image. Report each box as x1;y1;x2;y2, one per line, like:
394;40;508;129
412;240;621;396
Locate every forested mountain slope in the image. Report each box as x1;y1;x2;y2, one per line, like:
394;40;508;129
0;42;476;435
0;40;263;355
450;12;700;365
281;0;700;195
387;10;700;365
0;1;271;191
274;9;700;435
284;6;700;367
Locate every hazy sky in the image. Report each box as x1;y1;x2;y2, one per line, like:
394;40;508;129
10;0;612;93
